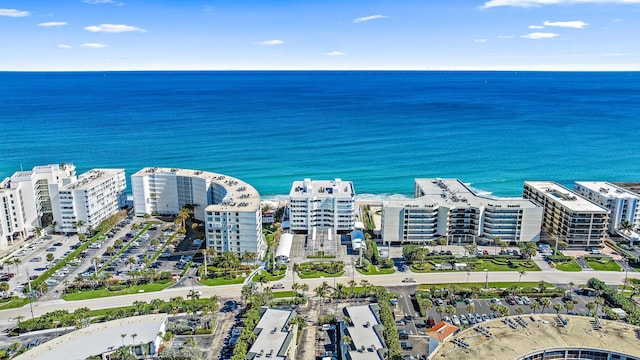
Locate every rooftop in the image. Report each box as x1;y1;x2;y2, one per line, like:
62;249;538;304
426;321;458;342
575;181;640;200
248;308;295;360
526;181;609;213
15;314;166;360
384;178;539;210
431;315;640;360
289;178;355;199
62;169;124;191
344;304;385;360
132;167;261;212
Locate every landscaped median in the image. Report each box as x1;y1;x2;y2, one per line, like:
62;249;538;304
410;257;540;273
584;256;622;271
296;261;344;279
355;264;395;275
62;281;173;301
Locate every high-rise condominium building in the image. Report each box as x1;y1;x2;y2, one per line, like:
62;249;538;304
50;169;127;234
574;181;640;235
131;168;265;257
289;178;355;233
523;181;609;248
382;179;542;245
0;164;76;249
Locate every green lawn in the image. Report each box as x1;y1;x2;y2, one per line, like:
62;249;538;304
555;260;582;272
586;259;622;271
0;298;30;310
298;271;344;279
254;270;286;282
356;264;395;275
272;290;297;298
199;277;246;286
62;282;173;301
472;259;541;272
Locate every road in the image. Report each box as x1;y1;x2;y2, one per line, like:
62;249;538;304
1;267;636;320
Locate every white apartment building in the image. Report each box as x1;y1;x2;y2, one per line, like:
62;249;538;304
574;181;640;235
247;308;298;360
382;179;543;245
289;178;356;233
0;164;76;249
50;169;127;234
132;168;265;257
523;181;609;248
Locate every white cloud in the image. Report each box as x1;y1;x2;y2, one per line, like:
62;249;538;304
529;25;545;29
83;0;115;3
84;24;146;33
613;18;624;22
38;21;67;27
521;32;560;39
57;44;72;49
81;43;107;48
353;15;389;23
0;8;30;17
258;39;284;46
325;51;345;56
543;20;588;28
474;38;487;43
483;0;640;8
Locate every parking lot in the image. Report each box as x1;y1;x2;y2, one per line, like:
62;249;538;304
1;215;197;303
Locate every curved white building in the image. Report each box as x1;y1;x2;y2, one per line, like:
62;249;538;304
132;168;265;257
275;233;293;263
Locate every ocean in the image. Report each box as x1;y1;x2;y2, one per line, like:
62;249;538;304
1;71;639;199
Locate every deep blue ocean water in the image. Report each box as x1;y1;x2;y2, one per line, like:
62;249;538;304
1;71;639;198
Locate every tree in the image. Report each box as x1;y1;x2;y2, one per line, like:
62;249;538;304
46;253;55;267
565;300;575;314
436;305;446;320
438;237;447;252
539;298;551;314
553;303;564;315
34;226;42;240
343;335;352;348
494;237;502;255
586;301;597;317
530;300;541;314
538;280;548;294
12;258;21;275
519;242;537;259
620;220;634;235
517;271;526;294
466;303;475;314
314;281;332;306
0;282;9;298
120;333;127;346
515;307;525;315
595;297;605;318
72;220;86;234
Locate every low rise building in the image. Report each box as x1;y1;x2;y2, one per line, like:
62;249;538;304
382;179;542;245
341;304;387;360
50;168;127;234
0;164;76;248
248;308;298;360
574;181;640;235
132;168;265;258
289;178;356;233
15;314;167;360
523;181;609;248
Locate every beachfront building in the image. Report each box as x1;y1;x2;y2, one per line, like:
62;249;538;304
14;314;167;360
0;164;76;249
574;181;640;236
340;304;388;360
132;168;265;258
50;169;127;234
381;179;542;245
247;308;298;360
523;181;609;248
289;178;356;233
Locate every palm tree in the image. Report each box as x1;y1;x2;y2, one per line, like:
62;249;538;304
33;226;42;240
12;258;21;275
620;220;634;235
466;303;475;314
46;253;55;268
0;282;9;299
347;279;357;298
586;301;597;317
568;282;575;295
360;279;371;296
494;237;502;255
515;307;525;315
300;283;309;298
539;298;551;314
438;237;447;252
530;300;541;314
72;220;86;234
518;271;526;292
436;305;446;320
565;300;575;314
121;333;127;346
553;303;564;315
595;297;605;318
314;281;331;308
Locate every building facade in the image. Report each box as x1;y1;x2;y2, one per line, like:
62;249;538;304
0;164;76;249
50;169;126;234
523;181;609;248
574;181;640;235
382;179;542;245
289;178;355;233
132;168;265;258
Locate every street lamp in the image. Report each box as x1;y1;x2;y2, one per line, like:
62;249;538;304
484;269;489;290
624;258;630;291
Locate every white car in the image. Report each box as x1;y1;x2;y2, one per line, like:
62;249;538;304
451;314;461;326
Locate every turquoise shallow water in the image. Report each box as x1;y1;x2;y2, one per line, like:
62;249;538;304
1;71;639;198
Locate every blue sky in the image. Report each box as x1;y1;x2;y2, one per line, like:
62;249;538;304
1;0;639;70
